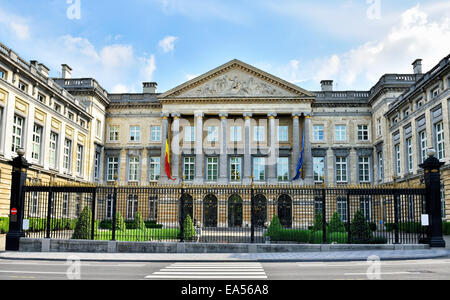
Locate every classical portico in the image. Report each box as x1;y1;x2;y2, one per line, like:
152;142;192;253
157;59;315;185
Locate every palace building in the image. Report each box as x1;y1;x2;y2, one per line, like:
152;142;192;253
0;41;448;222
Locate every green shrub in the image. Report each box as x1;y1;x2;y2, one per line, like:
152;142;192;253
0;217;9;234
144;221;163;229
267;216;283;236
443;222;450;235
72;206;92;240
183;214;196;241
313;213;324;231
368;236;388;244
133;212;145;230
369;222;377;232
115;212;126;231
350;211;372;244
328;212;346;233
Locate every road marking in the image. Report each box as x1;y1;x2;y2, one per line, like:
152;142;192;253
145;262;268;279
344;272;423;276
0;270;67;275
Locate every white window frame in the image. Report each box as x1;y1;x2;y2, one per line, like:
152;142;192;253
12;115;24;153
149;157;160;181
49;132;58;169
128;156;140;182
313;157;325;183
335;157;347;183
206;157;219;182
183;157;195;181
129;126;141;142
395;144;401;176
335;125;347;142
253;157;266;182
420;131;428;164
184;126;195;142
377;151;384;182
109;126;119;142
207;126;219;142
94;151;101;180
358;156;370;183
18;80;28;93
150;125;161;142
253;126;265;142
126;194;138;220
63;139;72;173
277;157;289;182
31;124;43;162
436;122;445;160
313;125;324;142
107;157;119;182
230;126;242;142
76;144;84;176
96;119;102;139
357;125;369;141
278;126;289;142
407;137;413;172
230;157;242;182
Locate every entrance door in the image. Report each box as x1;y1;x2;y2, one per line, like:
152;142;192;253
203;194;218;227
228;194;243;228
278;194;292;228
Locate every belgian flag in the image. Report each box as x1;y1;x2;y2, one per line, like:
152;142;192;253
165;136;176;181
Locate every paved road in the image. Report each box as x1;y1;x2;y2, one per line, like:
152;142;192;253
0;258;449;280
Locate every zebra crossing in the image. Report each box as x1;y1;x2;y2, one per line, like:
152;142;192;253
145;262;268;279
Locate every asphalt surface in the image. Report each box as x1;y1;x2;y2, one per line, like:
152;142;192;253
0;257;449;280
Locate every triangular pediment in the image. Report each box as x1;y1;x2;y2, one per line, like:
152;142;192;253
159;59;314;99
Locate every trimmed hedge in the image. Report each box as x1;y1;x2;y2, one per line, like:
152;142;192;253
0;217;9;234
385;222;426;234
98;219;164;230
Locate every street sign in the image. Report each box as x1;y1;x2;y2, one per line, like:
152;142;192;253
11;208;17;215
421;214;429;226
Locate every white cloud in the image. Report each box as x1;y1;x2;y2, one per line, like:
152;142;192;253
0;9;31;41
158;36;178;53
100;44;134;68
141;54;157;80
111;84;130;93
186;74;199;81
10;22;30;40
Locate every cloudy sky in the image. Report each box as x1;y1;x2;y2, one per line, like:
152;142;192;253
0;0;449;93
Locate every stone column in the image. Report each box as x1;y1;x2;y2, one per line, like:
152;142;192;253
159;113;170;183
304;113;314;184
194;112;204;184
219;113;228;184
243;113;253;185
171;113;181;183
267;113;277;184
292;113;301;184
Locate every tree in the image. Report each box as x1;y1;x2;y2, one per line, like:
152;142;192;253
183;214;196;241
72;206;92;240
313;213;324;231
115;212;126;231
350;211;372;244
328;212;346;233
133;212;145;230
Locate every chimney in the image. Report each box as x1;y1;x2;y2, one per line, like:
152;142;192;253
38;63;50;78
412;59;423;74
143;82;157;93
61;64;72;79
320;80;333;92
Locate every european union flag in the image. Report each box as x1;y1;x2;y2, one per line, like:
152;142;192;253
292;131;305;181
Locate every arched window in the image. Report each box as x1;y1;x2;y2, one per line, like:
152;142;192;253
228;194;243;228
277;194;292;228
254;194;267;228
203;194;218;227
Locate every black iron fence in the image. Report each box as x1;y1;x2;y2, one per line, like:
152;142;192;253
22;182;428;245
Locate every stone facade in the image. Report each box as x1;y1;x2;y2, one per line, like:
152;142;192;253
0;41;448;221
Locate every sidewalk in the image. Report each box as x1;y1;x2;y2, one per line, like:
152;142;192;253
1;249;449;263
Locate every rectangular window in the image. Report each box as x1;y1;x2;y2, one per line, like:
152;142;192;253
49;132;58;169
358;156;370;183
94;152;101;180
150;125;161;142
63;139;72;173
107;157;119;181
436;122;445;160
184;157;195;181
395;144;401;175
31;124;43;162
253;126;265;142
128;156;140;182
54;103;61;113
406;137;413;172
148;196;158;221
337;197;348;222
126;194;138;220
206;157;219;182
149;157;160;181
130;126;140;142
230;157;242;182
378;151;384;182
184;126;195;142
96;119;102;138
18;81;28;93
31;192;38;216
0;68;6;80
441;185;446;220
109;126;119;141
37;93;45;103
377;118;382;137
360;196;371;221
358;125;369;141
313;157;324;183
76;145;84;176
430;87;440;99
12;115;24;152
335;125;346;142
230;126;242;142
335;157;347;183
278;126;289;142
62;194;69;217
207;126;219;142
253;157;266;181
277;157;289;181
106;194;114;220
313;125;324;141
419;131;428;164
68;112;74;121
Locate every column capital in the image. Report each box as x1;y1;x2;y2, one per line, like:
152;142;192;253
243;112;253;119
194;112;204;119
219;112;228;119
171;113;181;119
292;112;302;119
303;112;312;119
161;112;170;119
267;113;277;119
